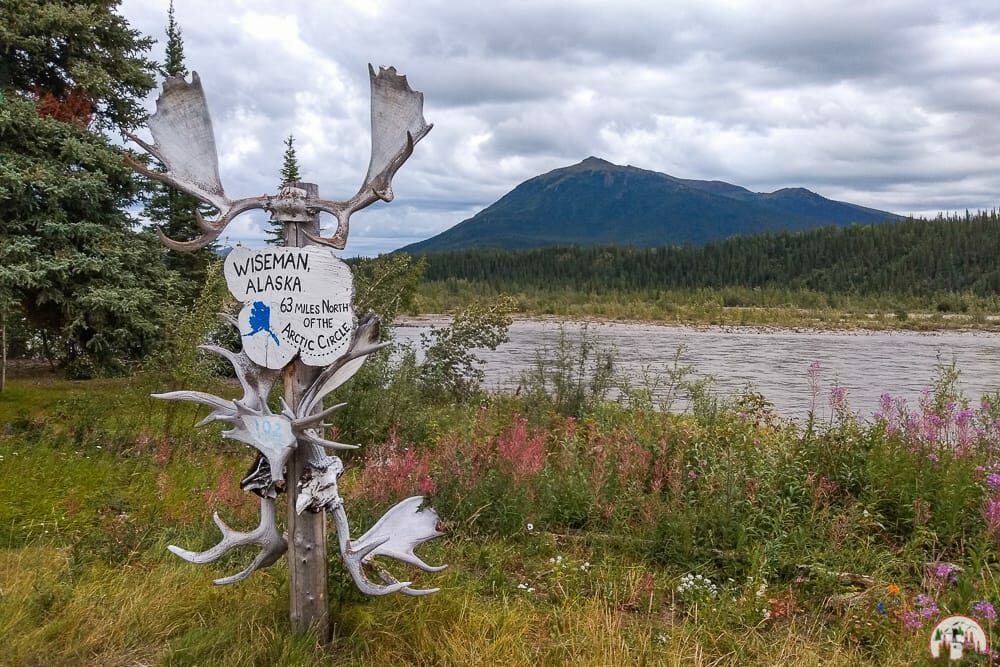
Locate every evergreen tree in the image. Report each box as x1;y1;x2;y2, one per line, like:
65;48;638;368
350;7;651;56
266;134;301;245
143;0;217;295
280;134;302;184
0;0;179;377
163;0;186;78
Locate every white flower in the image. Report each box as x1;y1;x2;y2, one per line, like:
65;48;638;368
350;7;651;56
526;523;534;531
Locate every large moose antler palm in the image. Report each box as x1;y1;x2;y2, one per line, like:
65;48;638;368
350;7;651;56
125;65;431;251
128;67;445;597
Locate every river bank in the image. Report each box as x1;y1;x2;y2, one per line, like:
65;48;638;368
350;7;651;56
395;316;1000;418
413;282;1000;333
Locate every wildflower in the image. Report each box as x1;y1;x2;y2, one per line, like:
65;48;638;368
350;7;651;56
579;561;591;572
676;573;718;598
687;469;698;480
972;601;997;622
929;562;958;587
417;474;437;495
876;601;887;615
915;594;939;619
887;584;901;595
902;610;924;630
987;474;1000;493
830;385;848;417
983;499;1000;537
526;523;534;532
496;416;545;481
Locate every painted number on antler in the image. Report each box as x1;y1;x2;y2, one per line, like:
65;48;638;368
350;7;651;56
243;415;295;449
225;246;355;369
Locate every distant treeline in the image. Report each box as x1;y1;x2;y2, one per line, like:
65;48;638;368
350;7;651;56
409;211;1000;296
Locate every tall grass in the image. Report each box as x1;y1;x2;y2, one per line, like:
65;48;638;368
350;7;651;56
2;333;999;664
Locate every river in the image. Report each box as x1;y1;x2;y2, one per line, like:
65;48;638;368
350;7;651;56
395;318;1000;418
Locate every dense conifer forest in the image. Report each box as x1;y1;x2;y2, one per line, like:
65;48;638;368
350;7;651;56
410;211;1000;297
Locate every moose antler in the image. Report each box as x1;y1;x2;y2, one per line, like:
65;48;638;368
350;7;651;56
168;496;287;585
330;497;446;597
305;65;433;249
123;73;268;251
125;67;429;251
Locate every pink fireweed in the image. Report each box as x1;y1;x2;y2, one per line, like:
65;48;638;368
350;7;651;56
358;431;434;503
495;415;546;482
830;385;849;421
616;438;652;488
807;361;821;416
983;498;1000;538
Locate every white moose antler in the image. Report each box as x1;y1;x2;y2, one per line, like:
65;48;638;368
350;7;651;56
168;495;286;585
305;65;433;249
123;73;268;251
125;66;430;251
330;497;446;597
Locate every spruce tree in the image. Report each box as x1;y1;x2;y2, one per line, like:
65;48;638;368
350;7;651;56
163;0;186;78
143;0;218;294
0;0;179;377
266;134;302;245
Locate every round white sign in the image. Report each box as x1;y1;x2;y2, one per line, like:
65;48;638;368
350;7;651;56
224;246;354;369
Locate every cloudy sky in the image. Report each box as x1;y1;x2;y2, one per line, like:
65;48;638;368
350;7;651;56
119;0;1000;256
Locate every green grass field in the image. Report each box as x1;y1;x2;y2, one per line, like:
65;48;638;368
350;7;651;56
2;357;998;665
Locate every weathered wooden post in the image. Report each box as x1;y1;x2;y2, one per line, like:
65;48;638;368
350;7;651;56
124;66;445;638
278;181;329;635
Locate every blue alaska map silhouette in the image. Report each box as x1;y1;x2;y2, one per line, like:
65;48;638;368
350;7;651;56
244;301;280;345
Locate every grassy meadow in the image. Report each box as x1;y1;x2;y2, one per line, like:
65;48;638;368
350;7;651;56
2;335;1000;666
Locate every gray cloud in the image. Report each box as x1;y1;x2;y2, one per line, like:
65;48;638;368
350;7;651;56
119;0;1000;255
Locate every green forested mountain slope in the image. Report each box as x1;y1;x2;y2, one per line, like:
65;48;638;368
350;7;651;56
412;211;1000;296
399;157;898;253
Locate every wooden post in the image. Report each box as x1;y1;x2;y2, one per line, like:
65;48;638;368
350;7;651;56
281;182;330;639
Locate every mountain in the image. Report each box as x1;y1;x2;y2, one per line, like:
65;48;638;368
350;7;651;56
398;157;899;253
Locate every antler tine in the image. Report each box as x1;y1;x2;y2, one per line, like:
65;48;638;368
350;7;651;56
291;402;347;430
300;429;359;451
122;146;228;213
152;389;232;414
299;313;386;416
154;195;269;252
373;567;441;597
167;497;287;585
305;131;418;250
199;344;280;410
